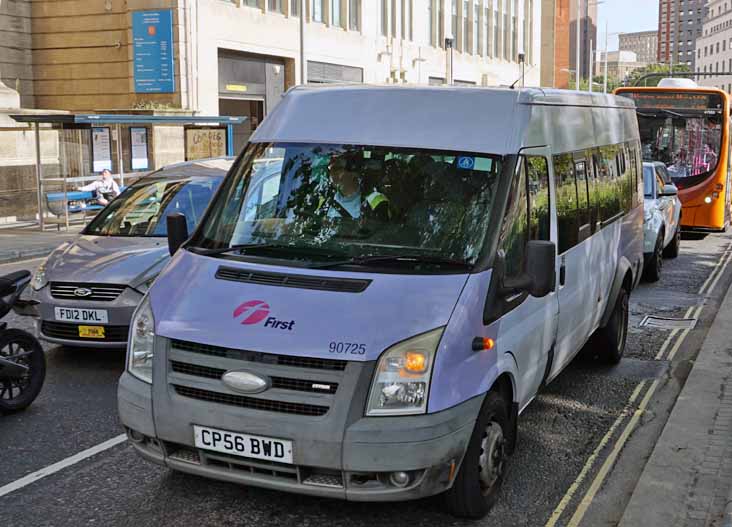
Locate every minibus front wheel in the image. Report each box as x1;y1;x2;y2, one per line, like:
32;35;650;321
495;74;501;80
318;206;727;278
595;287;629;364
444;391;509;519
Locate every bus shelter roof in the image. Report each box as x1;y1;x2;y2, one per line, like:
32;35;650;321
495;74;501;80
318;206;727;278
9;114;245;125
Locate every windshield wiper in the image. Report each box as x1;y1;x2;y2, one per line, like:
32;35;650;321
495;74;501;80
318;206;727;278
189;243;349;261
188;243;283;256
310;254;473;270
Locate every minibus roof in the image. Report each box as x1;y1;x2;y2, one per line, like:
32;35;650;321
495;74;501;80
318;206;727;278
251;85;636;156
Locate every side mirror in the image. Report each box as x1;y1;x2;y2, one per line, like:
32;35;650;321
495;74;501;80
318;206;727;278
525;240;556;297
166;213;189;256
660;184;678;197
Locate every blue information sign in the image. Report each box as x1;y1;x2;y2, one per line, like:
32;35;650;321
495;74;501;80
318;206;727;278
132;10;175;93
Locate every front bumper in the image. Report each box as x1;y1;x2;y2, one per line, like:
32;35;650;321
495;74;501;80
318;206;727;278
118;370;481;502
33;285;142;348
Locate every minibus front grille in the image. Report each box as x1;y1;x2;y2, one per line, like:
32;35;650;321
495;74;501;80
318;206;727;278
215;266;371;293
50;282;126;302
170;339;347;371
172;385;330;416
170;361;339;394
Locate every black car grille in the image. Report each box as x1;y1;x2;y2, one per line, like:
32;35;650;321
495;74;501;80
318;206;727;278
41;321;129;342
170;339;347;371
173;385;329;417
50;282;126;302
215;266;370;293
170;361;339;394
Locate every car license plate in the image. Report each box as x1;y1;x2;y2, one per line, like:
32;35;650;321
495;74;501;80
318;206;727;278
193;425;293;464
54;307;108;324
78;326;105;339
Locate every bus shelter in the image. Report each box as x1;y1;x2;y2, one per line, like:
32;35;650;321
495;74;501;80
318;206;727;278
9;113;245;231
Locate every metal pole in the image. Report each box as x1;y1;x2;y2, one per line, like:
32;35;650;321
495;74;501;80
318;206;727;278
576;0;581;90
603;20;608;93
589;39;593;92
34;123;44;231
300;0;306;84
116;124;125;187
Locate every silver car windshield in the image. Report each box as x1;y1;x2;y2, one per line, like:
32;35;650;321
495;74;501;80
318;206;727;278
85;176;222;237
190;143;503;265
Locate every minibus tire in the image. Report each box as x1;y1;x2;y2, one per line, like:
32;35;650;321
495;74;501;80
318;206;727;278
596;287;629;365
663;226;681;258
444;391;508;519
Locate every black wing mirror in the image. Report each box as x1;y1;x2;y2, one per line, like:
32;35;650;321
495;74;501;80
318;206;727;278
524;240;556;297
166;213;189;256
660;184;678;197
499;240;556;299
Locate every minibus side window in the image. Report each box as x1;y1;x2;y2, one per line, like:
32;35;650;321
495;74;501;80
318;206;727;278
526;156;551;241
553;153;578;253
597;145;622;221
499;159;529;280
574;160;591;239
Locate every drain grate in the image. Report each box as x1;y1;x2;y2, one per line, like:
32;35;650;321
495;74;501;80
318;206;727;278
639;315;698;330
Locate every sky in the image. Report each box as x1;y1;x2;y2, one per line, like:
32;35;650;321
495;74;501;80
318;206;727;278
597;0;659;52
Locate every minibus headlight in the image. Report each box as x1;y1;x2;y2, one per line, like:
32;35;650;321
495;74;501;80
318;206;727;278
127;296;155;384
32;259;48;291
366;328;444;416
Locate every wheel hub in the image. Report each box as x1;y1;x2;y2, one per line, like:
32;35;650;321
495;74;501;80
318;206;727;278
478;422;505;494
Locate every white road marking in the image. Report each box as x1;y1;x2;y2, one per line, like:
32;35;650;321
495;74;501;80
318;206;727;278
0;434;127;498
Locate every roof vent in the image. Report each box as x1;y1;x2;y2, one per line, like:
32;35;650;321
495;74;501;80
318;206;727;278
657;78;698;89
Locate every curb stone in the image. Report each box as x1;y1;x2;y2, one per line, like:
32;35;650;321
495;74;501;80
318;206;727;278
0;247;54;265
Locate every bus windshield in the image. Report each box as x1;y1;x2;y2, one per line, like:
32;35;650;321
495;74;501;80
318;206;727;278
637;111;722;186
189;143;503;267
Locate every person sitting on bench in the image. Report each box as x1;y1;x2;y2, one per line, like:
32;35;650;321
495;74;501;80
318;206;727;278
77;169;120;206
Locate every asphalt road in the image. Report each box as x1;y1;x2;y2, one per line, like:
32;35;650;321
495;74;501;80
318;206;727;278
1;232;731;527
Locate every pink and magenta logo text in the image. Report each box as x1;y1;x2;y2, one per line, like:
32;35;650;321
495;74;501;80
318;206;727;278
233;300;295;331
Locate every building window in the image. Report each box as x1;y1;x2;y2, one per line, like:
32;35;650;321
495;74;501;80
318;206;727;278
428;0;434;45
494;6;499;57
290;0;299;16
313;0;324;22
392;0;398;37
269;0;284;13
473;2;479;54
439;0;445;48
402;0;413;41
349;0;360;30
381;0;388;36
503;11;509;60
452;0;458;45
243;0;259;6
484;4;490;56
330;0;340;26
463;0;470;53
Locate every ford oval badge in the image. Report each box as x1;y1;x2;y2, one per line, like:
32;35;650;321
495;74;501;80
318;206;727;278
74;288;93;297
221;371;270;394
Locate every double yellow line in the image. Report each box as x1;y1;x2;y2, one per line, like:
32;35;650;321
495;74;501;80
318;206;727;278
545;241;732;527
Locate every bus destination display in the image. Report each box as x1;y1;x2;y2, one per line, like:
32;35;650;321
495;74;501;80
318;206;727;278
622;91;721;111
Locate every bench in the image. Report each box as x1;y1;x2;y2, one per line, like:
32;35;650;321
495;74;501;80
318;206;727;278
44;188;125;229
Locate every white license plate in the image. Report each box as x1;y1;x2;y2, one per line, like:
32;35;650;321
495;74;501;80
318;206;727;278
54;307;108;324
193;425;293;464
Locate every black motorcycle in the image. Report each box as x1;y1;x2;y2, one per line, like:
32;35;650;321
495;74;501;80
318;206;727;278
0;271;45;413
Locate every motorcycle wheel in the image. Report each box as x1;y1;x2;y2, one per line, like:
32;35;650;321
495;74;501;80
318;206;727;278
0;329;46;413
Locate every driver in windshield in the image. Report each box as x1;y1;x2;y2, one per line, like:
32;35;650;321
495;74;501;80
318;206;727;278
318;154;390;221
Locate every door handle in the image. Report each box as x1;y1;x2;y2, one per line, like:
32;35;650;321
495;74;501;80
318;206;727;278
559;258;566;286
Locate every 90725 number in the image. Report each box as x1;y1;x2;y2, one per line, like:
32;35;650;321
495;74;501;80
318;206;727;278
329;341;366;355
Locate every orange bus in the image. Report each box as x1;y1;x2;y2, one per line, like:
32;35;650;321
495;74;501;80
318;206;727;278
615;83;730;231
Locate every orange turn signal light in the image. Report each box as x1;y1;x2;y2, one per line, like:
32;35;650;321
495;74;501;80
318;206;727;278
472;337;495;352
405;351;427;373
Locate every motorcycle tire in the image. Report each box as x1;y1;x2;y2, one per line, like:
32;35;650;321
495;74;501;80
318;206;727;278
0;328;46;413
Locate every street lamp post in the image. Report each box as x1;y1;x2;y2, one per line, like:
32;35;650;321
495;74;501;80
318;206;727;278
300;0;306;84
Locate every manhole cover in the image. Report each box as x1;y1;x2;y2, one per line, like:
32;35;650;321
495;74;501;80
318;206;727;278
639;315;698;330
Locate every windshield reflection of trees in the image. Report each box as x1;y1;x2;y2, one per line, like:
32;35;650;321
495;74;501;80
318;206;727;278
205;144;502;264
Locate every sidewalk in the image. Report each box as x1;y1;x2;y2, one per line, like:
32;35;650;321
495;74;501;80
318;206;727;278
619;282;732;526
0;225;82;264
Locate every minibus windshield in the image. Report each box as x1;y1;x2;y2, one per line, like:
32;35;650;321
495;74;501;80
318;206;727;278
85;176;222;237
190;143;503;268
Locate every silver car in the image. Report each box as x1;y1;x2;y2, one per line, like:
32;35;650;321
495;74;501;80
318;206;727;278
30;158;232;348
643;161;682;282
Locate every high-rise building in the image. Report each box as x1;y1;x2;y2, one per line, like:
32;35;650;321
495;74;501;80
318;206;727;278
569;0;598;81
658;0;708;69
695;0;732;91
619;30;659;64
541;0;571;88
